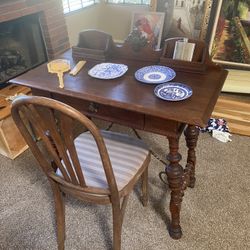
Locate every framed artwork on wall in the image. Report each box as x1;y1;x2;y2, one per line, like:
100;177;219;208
131;11;165;49
208;0;250;69
152;0;214;43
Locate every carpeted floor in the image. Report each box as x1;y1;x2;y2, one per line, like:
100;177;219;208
0;119;250;250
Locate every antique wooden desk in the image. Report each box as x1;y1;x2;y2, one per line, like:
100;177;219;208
10;43;228;239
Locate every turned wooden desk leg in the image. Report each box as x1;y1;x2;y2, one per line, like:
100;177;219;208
184;125;199;188
166;136;184;239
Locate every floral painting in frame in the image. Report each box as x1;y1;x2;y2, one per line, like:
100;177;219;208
130;11;165;49
209;0;250;69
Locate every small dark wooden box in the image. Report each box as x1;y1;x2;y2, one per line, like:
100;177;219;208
72;29;114;61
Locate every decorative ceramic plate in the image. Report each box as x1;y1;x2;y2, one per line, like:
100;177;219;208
135;65;176;84
88;63;128;79
154;82;193;101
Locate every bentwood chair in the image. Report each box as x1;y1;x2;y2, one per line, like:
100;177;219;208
11;96;150;250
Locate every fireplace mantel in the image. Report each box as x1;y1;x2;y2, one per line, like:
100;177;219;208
0;0;70;59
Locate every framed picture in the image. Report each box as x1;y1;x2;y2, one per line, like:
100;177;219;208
208;0;250;69
153;0;214;43
131;11;165;49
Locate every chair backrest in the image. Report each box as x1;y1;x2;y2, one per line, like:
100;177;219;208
11;96;119;199
77;29;113;51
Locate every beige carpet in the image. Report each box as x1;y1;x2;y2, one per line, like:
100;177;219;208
0;119;250;250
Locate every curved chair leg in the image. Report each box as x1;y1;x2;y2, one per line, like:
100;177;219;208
141;166;148;207
50;181;65;250
112;204;122;250
112;195;129;250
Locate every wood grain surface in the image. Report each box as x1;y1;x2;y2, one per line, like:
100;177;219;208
213;94;250;136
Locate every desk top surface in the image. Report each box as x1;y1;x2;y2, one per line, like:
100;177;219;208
10;50;228;127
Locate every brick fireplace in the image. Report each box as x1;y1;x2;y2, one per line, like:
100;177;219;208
0;0;71;158
0;0;70;59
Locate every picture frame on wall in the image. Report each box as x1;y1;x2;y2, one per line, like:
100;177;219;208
153;0;214;43
131;11;165;49
208;0;250;69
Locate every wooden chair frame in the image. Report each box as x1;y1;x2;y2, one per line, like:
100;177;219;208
11;96;150;250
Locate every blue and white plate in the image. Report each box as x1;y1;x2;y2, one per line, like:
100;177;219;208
154;82;192;101
135;65;176;84
88;63;128;79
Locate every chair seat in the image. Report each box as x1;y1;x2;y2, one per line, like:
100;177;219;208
56;130;149;191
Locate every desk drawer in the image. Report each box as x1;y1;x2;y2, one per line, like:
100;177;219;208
144;115;185;137
53;94;144;129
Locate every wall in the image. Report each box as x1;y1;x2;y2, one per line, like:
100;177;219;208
65;4;101;46
65;2;149;45
97;2;149;42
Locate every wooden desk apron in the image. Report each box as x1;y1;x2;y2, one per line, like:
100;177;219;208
10;49;228;240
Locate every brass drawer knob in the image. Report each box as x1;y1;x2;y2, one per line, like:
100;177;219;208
88;102;98;113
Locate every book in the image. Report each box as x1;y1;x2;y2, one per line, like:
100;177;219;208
173;39;195;62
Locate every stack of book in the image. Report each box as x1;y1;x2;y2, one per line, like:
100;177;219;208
173;38;196;62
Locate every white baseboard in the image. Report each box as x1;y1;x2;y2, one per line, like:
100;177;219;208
222;69;250;94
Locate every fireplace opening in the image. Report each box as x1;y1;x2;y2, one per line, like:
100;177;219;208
0;13;47;88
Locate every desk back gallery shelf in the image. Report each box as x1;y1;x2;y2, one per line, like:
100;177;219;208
72;31;212;74
160;38;211;73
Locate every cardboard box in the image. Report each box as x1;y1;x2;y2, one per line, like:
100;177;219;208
0;84;31;159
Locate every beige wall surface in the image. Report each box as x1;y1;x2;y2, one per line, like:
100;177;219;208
65;2;149;45
65;4;101;46
98;2;149;42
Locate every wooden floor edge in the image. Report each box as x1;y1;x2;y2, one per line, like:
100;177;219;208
212;94;250;137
